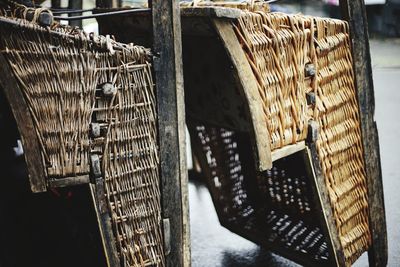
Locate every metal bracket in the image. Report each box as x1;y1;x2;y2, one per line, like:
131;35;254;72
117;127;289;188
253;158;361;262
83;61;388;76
163;218;171;256
307;120;319;143
90;153;107;214
306;92;316;106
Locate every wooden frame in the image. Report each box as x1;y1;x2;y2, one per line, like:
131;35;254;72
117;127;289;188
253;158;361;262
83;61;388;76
303;144;346;267
212;19;272;171
339;1;388;266
150;1;190;266
0;54;47;193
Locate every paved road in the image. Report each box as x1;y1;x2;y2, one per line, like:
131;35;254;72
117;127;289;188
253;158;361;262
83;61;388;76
189;35;400;267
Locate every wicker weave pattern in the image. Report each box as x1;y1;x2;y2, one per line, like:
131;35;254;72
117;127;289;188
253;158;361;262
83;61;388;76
233;11;371;265
190;124;330;263
235;12;310;150
0;12;164;267
96;55;164;267
191;125;257;225
0;20;97;177
312;18;371;264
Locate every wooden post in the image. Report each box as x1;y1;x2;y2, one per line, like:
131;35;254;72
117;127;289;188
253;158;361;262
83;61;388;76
0;54;47;193
149;1;190;267
96;0;119;8
68;0;82;28
89;184;120;267
51;0;61;9
339;1;388;266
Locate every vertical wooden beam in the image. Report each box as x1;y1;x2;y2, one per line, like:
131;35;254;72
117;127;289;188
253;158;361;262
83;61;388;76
150;1;190;267
96;0;118;8
0;54;47;193
89;184;120;267
51;0;61;9
68;0;82;28
339;1;388;266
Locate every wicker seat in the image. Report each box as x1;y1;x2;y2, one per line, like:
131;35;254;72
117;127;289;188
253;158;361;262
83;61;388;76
179;2;372;266
0;4;164;267
188;7;371;266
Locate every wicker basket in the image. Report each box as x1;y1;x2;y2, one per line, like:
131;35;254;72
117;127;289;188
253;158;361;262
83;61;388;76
188;4;371;267
0;4;164;267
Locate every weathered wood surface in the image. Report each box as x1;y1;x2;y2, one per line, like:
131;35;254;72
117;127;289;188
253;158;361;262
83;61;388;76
68;0;82;28
51;0;61;8
339;1;388;266
213;19;272;171
95;6;242;42
89;184;120;267
150;1;190;266
95;0;119;8
0;54;47;193
181;7;242;19
271;141;305;162
303;146;346;267
48;175;90;188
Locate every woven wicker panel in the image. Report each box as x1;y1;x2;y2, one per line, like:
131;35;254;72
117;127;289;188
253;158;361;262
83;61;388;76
232;11;371;265
189;123;331;265
312;18;371;264
0;21;96;178
234;12;311;150
94;54;165;267
0;8;164;267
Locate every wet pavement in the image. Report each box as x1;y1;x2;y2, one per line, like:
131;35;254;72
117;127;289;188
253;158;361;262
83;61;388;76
189;4;400;267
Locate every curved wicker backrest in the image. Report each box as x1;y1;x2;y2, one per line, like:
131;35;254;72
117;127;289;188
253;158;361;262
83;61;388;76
234;12;371;265
0;7;164;267
189;6;371;266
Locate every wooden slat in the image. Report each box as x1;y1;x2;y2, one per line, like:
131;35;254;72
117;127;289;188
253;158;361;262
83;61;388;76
303;146;346;267
180;7;242;19
212;19;272;171
339;1;388;266
48;175;90;188
271;141;306;162
89;184;120;267
68;0;82;28
0;54;47;193
95;0;118;8
51;0;61;8
150;1;190;266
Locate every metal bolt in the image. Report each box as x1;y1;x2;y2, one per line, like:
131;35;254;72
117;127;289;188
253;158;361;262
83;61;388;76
90;123;101;138
101;82;117;96
25;10;35;21
306;92;316;105
305;63;316;77
90;154;102;179
307;120;319;143
38;12;54;27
